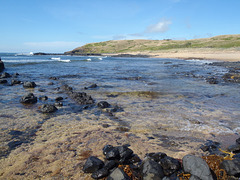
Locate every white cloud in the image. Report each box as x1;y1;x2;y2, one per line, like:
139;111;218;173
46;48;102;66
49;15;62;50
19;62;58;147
145;19;172;34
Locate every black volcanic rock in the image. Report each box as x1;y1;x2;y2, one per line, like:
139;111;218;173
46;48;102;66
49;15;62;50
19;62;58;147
40;104;58;113
23;81;37;88
83;156;104;173
0;58;5;72
20;93;37;104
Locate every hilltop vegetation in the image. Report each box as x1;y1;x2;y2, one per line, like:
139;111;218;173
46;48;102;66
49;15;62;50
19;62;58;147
65;34;240;55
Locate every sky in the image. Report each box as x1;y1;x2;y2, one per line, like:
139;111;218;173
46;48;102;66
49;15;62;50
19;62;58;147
0;0;239;53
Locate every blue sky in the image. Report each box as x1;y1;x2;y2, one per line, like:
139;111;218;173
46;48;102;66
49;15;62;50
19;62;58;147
0;0;239;53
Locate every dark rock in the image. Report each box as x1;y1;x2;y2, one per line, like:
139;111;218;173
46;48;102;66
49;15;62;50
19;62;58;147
82;156;104;173
102;124;110;128
91;167;109;179
236;138;240;145
40;104;58;113
20;93;37;104
11;79;21;85
39;96;48;101
49;76;59;80
1;72;11;78
0;79;7;84
13;73;19;77
206;77;218;84
220;159;240;177
54;102;63;107
84;84;97;89
68;91;94;105
145;152;167;162
129;154;141;164
60;84;73;91
183;154;213;180
105;147;120;160
200;140;221;153
159;156;181;176
9;130;23;136
103;145;114;155
0;59;5;72
47;82;54;85
23;81;36;88
104;160;118;171
55;96;63;101
116;126;129;132
142;159;165;180
8;140;24;149
38;88;46;92
228;144;240;153
107;168;131;180
97;101;111;109
117;145;133;163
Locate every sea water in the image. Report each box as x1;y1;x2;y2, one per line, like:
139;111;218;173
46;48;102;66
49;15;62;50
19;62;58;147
0;53;239;158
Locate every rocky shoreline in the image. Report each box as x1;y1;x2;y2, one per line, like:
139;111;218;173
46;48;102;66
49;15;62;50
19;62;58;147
0;59;240;179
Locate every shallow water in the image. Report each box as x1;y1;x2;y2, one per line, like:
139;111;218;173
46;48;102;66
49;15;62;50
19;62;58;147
0;54;239;156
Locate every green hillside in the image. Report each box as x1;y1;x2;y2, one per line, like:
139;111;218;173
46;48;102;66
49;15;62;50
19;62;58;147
65;34;240;55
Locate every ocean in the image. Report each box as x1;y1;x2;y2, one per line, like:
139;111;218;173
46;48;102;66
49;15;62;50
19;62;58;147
0;53;239;178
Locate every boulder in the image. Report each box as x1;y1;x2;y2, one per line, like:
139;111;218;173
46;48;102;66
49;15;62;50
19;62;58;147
55;96;63;101
11;79;21;85
20;93;37;104
84;83;98;89
107;168;131;180
83;156;104;173
0;59;5;72
23;81;36;88
0;79;7;84
159;156;181;176
183;154;213;180
1;72;11;78
142;159;165;180
98;101;111;109
68;91;94;105
220;159;240;177
40;104;58;113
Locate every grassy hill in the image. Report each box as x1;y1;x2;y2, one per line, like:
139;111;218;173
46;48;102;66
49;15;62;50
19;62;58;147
65;34;240;55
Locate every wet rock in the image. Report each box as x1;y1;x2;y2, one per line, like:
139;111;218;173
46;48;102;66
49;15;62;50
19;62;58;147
39;96;48;101
83;156;104;173
9;130;23;136
0;59;5;72
117;145;134;163
38;88;46;92
8;140;24;149
1;72;11;78
183;154;213;180
97;101;111;109
107;168;131;180
159;156;181;176
220;159;240;177
236;138;240;145
47;82;54;85
104;160;118;171
49;76;59;80
40;104;58;113
11;79;21;85
228;144;240;153
233;153;240;159
20;93;37;104
12;73;19;77
145;152;167;162
84;83;97;89
206;77;218;84
142;159;165;180
55;96;63;101
68;91;94;105
23;81;36;88
91;167;109;179
104;146;120;160
129;154;141;164
102;124;110;128
200;140;221;153
60;84;73;91
54;102;63;107
0;79;7;84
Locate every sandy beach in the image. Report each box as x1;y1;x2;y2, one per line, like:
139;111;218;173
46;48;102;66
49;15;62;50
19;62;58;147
104;48;240;62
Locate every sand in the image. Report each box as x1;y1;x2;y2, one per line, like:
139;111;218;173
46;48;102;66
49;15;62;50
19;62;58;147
104;48;240;62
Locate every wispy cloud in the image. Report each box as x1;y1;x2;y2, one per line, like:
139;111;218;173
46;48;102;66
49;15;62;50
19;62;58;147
144;19;172;33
